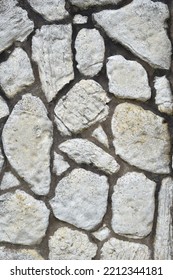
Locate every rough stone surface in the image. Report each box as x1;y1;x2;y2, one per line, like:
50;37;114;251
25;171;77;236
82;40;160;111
73;14;88;24
53;152;70;176
75;28;105;77
54;80;110;135
49;227;97;260
106;55;151;101
92;125;109;148
112;172;156;238
0;172;20;190
59;139;119;174
32;24;74;102
0;148;4;172
92;225;111;241
50;168;109;230
0;48;35;98
70;0;122;9
112;103;170;174
0;190;50;245
0;247;43;260
93;0;171;69
0;96;9;119
2;94;53;195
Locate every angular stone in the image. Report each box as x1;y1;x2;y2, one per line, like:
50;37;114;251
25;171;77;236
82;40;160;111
54;80;110;135
0;48;35;98
73;14;88;24
92;225;111;241
50;168;109;230
32;24;74;102
59;139;119;174
93;0;171;69
101;238;151;260
106;55;151;101
53;152;70;176
154;177;173;260
112;172;156;238
0;172;20;190
49;227;97;260
75;28;105;77
0;96;9;119
2;94;53;195
112;103;170;174
92;125;109;148
70;0;122;9
0;148;4;172
0;190;50;245
0;247;43;260
0;0;34;53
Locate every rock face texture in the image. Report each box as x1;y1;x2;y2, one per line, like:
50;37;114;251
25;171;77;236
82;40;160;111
70;0;122;8
0;172;20;190
53;152;70;176
0;247;43;260
0;96;9;119
92;125;109;148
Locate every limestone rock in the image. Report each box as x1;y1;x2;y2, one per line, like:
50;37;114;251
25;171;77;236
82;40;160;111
75;28;105;77
0;96;9;119
53;152;70;176
106;55;151;101
73;14;88;24
49;227;97;260
93;0;171;69
112;103;170;174
92;225;111;241
2;94;53;195
50;168;109;230
0;172;20;190
54;80;110;135
0;190;50;245
92;125;109;148
0;48;35;98
111;172;156;238
59;139;119;174
0;247;43;260
70;0;122;9
0;148;4;172
32;24;74;102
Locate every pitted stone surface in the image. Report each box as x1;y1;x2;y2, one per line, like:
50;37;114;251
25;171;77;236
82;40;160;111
32;24;74;102
92;225;111;241
0;190;50;245
53;152;70;176
0;247;43;260
69;0;122;8
0;96;9;119
73;14;88;24
0;172;20;190
92;125;109;148
50;168;109;230
112;103;170;174
2;94;53;195
49;227;97;260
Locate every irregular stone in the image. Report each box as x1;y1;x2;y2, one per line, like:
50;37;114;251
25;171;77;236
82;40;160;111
0;96;9;119
59;139;119;174
112;172;156;238
0;148;4;172
75;28;105;77
32;24;74;102
92;125;109;148
73;14;88;24
50;168;109;230
2;94;53;195
112;103;170;174
154;76;173;115
0;247;43;260
93;0;171;69
101;238;151;260
154;177;173;260
49;227;97;260
28;0;68;21
0;190;50;245
106;55;151;101
70;0;122;9
0;48;35;98
54;80;110;135
92;225;111;241
0;0;34;53
0;172;20;190
53;152;70;176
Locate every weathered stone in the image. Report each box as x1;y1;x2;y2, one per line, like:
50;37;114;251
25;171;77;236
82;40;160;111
0;247;43;260
53;152;70;176
101;238;151;260
54;80;110;135
92;125;109;148
154;177;173;260
70;0;122;9
73;14;88;24
32;24;74;102
59;139;119;174
0;48;35;98
75;28;105;77
0;190;50;245
112;103;170;174
50;168;109;230
93;0;171;69
92;225;111;241
0;96;9;119
0;172;20;190
0;0;34;53
106;55;151;101
2;94;53;195
0;148;4;172
112;172;156;238
49;227;97;260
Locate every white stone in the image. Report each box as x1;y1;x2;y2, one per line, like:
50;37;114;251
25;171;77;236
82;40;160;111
154;177;173;260
0;0;34;53
0;247;43;260
73;14;88;24
50;168;109;230
32;24;74;102
75;28;105;77
112;172;156;238
93;0;171;69
54;80;110;135
101;238;151;260
92;125;109;148
0;148;4;172
0;96;9;119
59;139;119;174
0;190;50;245
112;103;170;174
154;76;173;115
0;172;20;190
2;94;53;195
106;55;151;101
92;225;111;241
0;48;35;98
49;227;97;260
28;0;68;21
53;152;70;176
70;0;122;9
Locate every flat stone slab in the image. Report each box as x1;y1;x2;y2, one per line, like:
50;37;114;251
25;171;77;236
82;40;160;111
0;172;20;190
92;125;109;148
70;0;122;9
0;96;9;120
92;225;111;241
0;247;43;260
73;14;88;24
53;152;70;176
